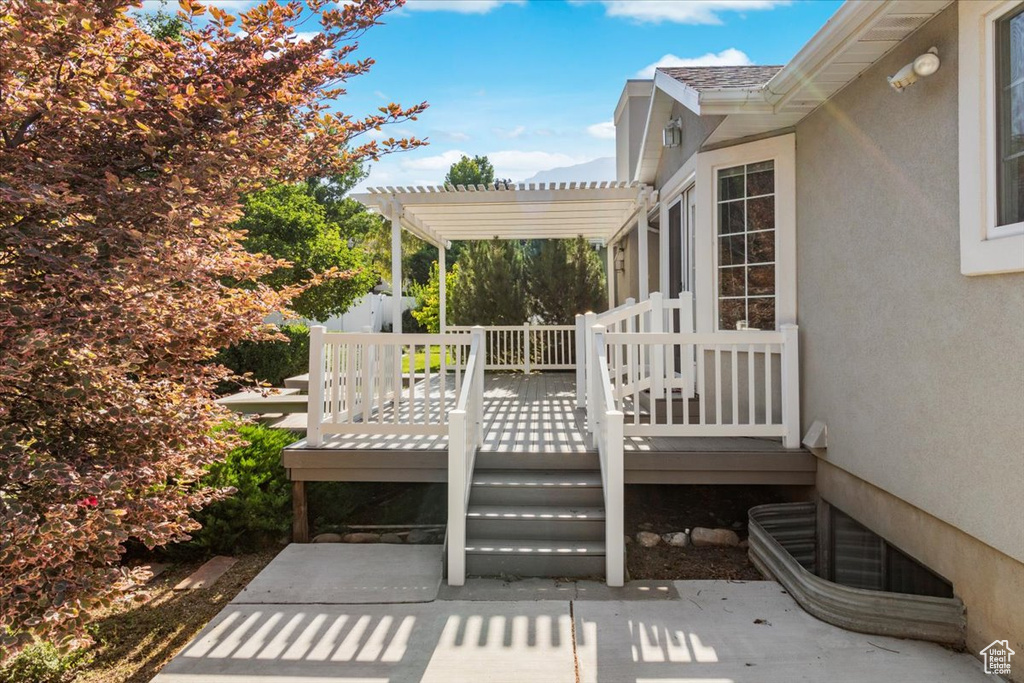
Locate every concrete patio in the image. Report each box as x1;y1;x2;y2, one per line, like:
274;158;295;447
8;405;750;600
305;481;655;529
151;544;992;682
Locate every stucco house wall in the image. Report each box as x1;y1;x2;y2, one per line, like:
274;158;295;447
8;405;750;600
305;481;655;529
793;2;1024;652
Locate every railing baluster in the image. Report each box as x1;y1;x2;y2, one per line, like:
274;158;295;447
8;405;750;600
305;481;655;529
748;344;756;425
714;346;722;426
731;345;739;425
765;344;773;426
697;344;706;425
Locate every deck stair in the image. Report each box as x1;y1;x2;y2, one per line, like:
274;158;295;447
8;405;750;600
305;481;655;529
463;456;607;579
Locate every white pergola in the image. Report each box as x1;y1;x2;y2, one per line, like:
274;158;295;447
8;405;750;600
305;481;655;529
352;181;655;331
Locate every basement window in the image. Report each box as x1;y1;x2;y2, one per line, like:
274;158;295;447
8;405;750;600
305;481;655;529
828;508;953;599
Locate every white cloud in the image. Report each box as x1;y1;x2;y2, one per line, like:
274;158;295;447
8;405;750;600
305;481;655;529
488;150;585;181
403;0;525;14
600;0;788;25
394;149;584;183
586;121;615;140
636;48;753;78
401;150;470;173
373;90;389;100
494;125;527;139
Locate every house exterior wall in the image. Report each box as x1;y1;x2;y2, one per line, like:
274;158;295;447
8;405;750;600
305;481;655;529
794;2;1024;653
613;225;659;307
655;103;723;190
615;81;654;183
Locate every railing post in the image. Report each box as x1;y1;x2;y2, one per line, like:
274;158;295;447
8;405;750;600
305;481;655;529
680;292;695;399
472;326;486;447
605;408;625;587
650;291;664;401
447;409;467;586
523;322;531;373
781;324;800;449
306;325;326;447
585;312;598;434
575;314;586;408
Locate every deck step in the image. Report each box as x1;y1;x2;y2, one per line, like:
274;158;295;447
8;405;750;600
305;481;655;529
469;470;604;506
465;538;606;579
467;505;605;541
216;389;307;415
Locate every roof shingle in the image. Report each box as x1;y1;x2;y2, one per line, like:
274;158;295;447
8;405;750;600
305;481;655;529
658;65;783;91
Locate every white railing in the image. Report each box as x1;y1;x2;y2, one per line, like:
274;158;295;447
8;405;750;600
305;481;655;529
305;327;476;446
602;325;800;447
578;292;694;424
447;328;486;586
448;323;575;372
589;326;625;587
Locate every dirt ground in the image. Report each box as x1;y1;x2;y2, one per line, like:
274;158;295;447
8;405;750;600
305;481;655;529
71;547;281;683
625;485;794;581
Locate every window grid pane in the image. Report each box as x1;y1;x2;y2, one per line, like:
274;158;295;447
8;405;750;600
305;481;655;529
716;161;776;329
997;4;1024;227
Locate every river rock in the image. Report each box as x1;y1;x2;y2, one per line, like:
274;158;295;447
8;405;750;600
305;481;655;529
624;535;633;546
312;533;343;543
407;529;436;544
380;533;404;544
691;527;740;547
343;532;380;544
663;531;690;547
637;531;662;547
739;539;750;550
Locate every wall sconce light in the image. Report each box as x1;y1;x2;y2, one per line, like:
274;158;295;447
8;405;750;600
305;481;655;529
614;246;626;274
888;47;940;92
662;117;682;148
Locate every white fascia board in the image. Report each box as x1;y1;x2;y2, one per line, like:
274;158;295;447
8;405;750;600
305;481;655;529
764;0;887;108
698;88;775;116
653;70;702;115
614;79;653;124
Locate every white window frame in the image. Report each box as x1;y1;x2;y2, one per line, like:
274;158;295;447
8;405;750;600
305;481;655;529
694;133;796;333
958;0;1024;275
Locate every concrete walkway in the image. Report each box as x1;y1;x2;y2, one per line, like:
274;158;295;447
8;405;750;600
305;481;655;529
152;544;991;682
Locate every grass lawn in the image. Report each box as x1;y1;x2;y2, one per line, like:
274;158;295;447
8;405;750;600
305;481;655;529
69;547;282;683
401;345;451;374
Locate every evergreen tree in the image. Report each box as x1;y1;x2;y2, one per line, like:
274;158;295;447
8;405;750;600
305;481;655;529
529;237;606;323
450;239;529;325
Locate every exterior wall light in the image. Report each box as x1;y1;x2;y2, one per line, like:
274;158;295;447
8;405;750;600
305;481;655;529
663;117;682;148
614;245;626;274
888;47;940;92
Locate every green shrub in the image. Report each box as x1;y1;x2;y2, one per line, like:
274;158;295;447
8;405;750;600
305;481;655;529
0;642;90;683
216;323;309;390
178;424;296;556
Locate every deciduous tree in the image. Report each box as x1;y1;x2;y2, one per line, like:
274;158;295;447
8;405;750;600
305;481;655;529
0;0;424;650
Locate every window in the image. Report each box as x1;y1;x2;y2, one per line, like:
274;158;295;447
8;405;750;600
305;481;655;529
716;160;775;330
958;0;1024;274
695;133;794;333
996;4;1024;227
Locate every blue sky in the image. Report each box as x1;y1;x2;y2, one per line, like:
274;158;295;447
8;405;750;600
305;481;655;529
144;0;843;188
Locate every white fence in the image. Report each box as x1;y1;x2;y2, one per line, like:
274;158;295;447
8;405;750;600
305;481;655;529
446;328;486;587
448;324;575;372
603;327;800;446
588;327;625;587
305;327;477;446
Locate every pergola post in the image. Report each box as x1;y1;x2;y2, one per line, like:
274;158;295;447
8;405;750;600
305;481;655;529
659;195;670;296
439;243;447;333
605;244;615;310
638;192;650;301
390;200;402;334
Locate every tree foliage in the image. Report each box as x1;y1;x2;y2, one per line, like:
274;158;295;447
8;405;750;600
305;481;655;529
449;240;529;325
444;154;495;188
529;237;606;323
236;183;376;321
410;262;460;333
0;0;425;650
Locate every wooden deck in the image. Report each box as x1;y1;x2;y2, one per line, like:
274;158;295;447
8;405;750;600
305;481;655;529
282;372;815;485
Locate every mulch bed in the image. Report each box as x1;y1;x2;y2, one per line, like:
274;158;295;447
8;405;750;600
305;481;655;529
624;485;792;582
